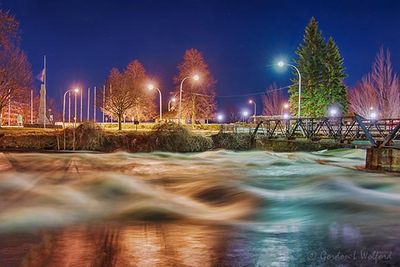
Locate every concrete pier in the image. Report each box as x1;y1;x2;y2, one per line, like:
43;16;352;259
366;147;400;172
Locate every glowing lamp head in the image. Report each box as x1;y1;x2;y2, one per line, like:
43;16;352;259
329;107;338;117
283;113;290;120
171;97;176;102
73;88;79;93
217;114;224;122
147;84;155;90
277;61;285;67
248;99;253;104
242;111;249;117
283;103;289;109
370;112;378;120
193;74;200;81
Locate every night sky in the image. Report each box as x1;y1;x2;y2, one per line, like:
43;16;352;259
2;0;400;114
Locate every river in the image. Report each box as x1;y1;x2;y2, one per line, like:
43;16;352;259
0;149;399;266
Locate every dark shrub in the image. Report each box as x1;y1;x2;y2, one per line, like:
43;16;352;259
73;122;105;150
212;132;252;151
150;122;212;152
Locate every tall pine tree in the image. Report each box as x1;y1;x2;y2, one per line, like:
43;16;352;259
289;17;347;117
323;37;348;114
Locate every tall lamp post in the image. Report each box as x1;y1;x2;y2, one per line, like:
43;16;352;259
248;99;257;123
147;83;163;121
178;74;200;123
277;61;302;118
68;92;71;123
73;88;79;151
63;88;79;150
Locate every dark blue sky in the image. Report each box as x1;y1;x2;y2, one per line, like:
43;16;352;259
1;0;400;113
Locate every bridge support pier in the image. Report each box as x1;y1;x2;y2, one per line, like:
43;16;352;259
366;147;400;172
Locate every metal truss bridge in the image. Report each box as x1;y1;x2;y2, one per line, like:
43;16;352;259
232;115;400;148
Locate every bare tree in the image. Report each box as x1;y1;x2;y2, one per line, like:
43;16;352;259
103;60;155;130
225;103;240;123
0;11;33;125
173;49;216;124
0;10;19;49
349;48;400;118
124;60;156;121
104;68;137;130
348;80;377;117
262;84;288;116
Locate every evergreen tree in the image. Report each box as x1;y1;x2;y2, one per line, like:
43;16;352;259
323;37;348;114
289;17;347;117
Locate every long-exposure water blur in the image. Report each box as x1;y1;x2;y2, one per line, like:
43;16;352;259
0;149;399;266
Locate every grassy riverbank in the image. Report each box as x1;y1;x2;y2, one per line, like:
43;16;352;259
0;122;347;152
0;123;215;152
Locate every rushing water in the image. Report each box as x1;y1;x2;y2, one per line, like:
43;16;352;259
0;149;399;266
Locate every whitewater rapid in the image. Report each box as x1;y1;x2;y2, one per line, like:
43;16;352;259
0;149;399;266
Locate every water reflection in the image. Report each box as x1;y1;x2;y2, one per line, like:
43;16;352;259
0;222;232;267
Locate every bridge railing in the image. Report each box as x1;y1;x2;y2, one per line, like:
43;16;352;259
232;115;400;148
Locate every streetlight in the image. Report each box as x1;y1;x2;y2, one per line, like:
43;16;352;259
217;114;224;123
369;112;378;120
168;97;176;111
62;87;79;150
282;102;290;115
74;88;79;124
178;73;200;123
283;113;290;120
329;107;338;117
277;61;302;118
147;83;162;121
73;88;79;151
63;91;69;129
248;99;256;123
63;89;78;127
242;110;249;122
368;107;378;120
